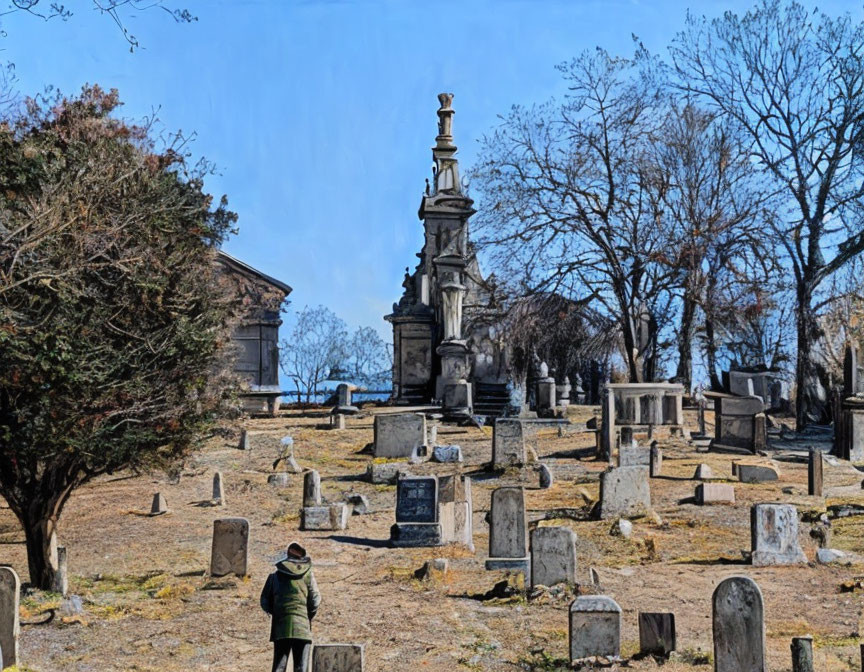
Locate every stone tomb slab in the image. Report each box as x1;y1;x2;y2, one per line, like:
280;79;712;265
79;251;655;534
492;418;525;468
713;575;766;672
312;643;364;671
373;413;427;458
569;595;622;661
0;566;20;669
750;503;806;566
599;466;651;519
210;518;249;577
530;526;577;588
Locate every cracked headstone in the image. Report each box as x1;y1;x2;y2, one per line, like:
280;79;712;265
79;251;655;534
712;575;765;672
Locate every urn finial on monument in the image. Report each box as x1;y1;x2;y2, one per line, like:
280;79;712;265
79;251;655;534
436;92;455;146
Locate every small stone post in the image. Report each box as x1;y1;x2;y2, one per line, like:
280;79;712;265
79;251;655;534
808;448;823;497
791;636;814;672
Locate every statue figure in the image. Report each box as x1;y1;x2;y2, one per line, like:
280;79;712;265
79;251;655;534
438;92;454;110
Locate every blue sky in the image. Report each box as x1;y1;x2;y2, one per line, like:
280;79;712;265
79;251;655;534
3;0;863;339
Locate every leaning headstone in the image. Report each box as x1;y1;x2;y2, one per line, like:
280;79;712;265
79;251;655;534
738;464;779;483
530;526;577;588
649;441;662;477
712;575;766;672
212;471;226;506
751;503;807;566
303;470;322;507
53;546;69;597
312;643;364;671
486;487;529;572
150;492;168;515
808;448;823;497
791;635;814;672
537;463;553;489
238;428;250;450
373;413;427;458
639;612;676;656
390;476;442;547
598;466;651;519
492;418;525;468
0;566;20;669
569;595;622;661
210;518;249;577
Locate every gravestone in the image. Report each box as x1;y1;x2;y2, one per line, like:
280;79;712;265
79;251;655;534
738;464;779;483
751;503;807;566
432;445;462;463
530;526;577;588
438;475;473;548
335;383;358;414
845;344;858;400
53;546;69;597
600;388;615;461
0;566;20;669
312;643;364;671
538;463;553;489
492;418;525;468
365;462;408;485
150;492;168;515
569;595;622;661
210;518;249;577
238;428;250;450
694;464;713;480
696;483;735;505
373;413;427;458
808;448;823;497
620;426;634;448
486;487;529;572
302;504;349;531
304;470;322;507
391;475;442;547
598;466;651;519
619;446;650;467
712;575;766;672
268;473;290;487
639;612;676;656
791;636;814;672
649;441;662;477
212;472;226;506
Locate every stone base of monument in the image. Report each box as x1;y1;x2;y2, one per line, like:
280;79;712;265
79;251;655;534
390;522;443;547
485;557;529;573
301;504;349;531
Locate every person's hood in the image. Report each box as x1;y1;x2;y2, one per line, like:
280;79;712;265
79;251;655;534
275;557;311;578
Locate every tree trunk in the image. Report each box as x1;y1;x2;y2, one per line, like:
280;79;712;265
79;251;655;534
796;281;822;431
21;504;59;590
621;316;642;383
704;315;722;391
676;293;696;391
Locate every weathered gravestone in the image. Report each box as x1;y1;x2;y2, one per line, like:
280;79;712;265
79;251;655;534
373;413;427;458
537;463;553;489
238;428;250;451
212;471;226;506
808;448;823;497
391;476;442;547
639;612;676;656
600;387;616;461
492;418;525;468
738;464;779;483
438;475;473;548
696;483;735;505
619;446;650;467
486;487;529;572
712;575;766;672
751;503;807;566
791;635;814;672
302;504;349;531
304;470;322;507
432;445;463;463
530;526;577;588
599;466;651;519
0;566;20;669
53;546;69;597
312;643;364;671
649;441;662;477
210;518;249;577
569;595;622;661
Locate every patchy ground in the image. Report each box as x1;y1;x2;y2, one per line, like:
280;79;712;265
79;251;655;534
2;405;864;671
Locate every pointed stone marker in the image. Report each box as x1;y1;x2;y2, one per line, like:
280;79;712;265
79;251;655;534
712;575;766;672
150;492;168;515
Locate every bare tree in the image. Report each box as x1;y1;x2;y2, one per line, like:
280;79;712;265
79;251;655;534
347;326;391;388
470;47;675;382
279;306;348;403
671;0;864;427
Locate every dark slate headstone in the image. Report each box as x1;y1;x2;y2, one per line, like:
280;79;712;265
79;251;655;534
538;463;553;489
791;635;814;672
712;575;766;672
639;612;676;656
312;643;364;671
395;476;438;523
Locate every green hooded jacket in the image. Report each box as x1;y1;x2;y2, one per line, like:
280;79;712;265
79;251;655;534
260;557;321;641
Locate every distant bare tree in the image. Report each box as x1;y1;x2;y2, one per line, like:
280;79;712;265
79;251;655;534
347;326;391;388
671;0;864;427
470;47;675;383
279;306;348;403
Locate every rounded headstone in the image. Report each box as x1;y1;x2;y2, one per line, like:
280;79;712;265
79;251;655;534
712;575;766;672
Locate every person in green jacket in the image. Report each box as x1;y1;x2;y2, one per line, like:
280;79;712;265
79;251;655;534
260;542;321;672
